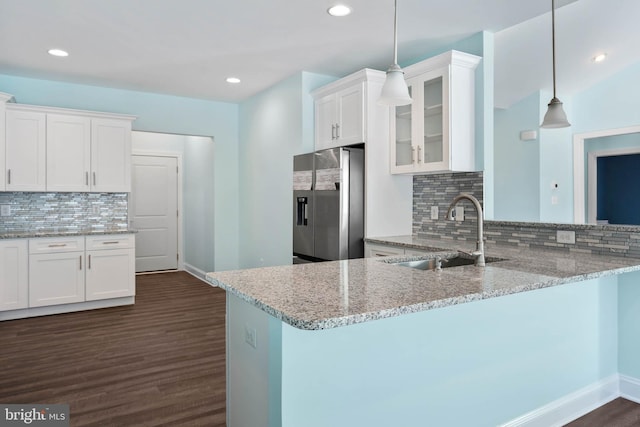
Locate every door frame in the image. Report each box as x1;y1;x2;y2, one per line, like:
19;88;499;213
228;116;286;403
572;125;640;223
130;150;184;271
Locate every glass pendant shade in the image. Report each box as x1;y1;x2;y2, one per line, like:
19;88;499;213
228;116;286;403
379;64;412;106
541;97;570;128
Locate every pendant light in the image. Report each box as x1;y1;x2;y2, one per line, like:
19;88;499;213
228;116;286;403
541;0;570;128
378;0;412;106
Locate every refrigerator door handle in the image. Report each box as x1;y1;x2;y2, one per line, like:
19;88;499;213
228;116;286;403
296;197;308;226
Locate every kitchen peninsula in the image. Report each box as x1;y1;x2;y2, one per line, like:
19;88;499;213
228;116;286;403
206;236;640;427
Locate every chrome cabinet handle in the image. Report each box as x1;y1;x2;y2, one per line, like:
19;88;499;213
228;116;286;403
331;124;336;140
102;241;120;245
48;243;67;248
7;169;10;185
79;255;82;270
93;172;96;186
417;146;422;164
88;254;92;269
335;124;340;138
85;171;89;186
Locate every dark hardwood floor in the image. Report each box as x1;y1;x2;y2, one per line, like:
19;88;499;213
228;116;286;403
565;398;640;427
0;271;226;426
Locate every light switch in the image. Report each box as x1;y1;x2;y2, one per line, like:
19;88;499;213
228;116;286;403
455;206;464;222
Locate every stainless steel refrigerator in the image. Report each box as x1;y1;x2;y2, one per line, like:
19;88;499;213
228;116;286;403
293;146;364;262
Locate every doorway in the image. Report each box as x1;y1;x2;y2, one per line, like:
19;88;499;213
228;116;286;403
573;125;640;223
131;154;181;272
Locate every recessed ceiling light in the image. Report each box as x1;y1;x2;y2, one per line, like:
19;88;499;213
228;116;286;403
226;77;241;84
48;48;69;57
327;4;352;17
593;53;607;63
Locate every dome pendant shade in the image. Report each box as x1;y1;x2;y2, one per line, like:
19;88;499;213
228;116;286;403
541;97;570;128
379;64;412;106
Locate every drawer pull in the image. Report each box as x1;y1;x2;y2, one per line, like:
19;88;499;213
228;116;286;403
88;254;92;269
79;255;82;270
48;243;67;248
102;241;120;245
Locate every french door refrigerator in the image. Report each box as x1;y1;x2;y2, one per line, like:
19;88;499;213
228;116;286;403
293;146;364;262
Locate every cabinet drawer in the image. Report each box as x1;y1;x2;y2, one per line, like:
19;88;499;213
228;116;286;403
85;234;134;250
29;236;85;254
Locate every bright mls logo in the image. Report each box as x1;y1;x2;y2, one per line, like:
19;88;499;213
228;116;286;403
1;404;69;426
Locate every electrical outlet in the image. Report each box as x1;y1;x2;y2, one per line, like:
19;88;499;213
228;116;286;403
0;205;10;217
430;206;438;220
244;324;257;349
557;230;576;244
455;206;464;222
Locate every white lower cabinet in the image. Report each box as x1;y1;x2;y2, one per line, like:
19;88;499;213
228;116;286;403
365;242;427;258
3;234;137;315
0;239;28;311
86;235;135;300
29;237;85;308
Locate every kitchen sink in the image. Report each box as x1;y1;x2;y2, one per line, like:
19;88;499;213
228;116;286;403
391;255;504;271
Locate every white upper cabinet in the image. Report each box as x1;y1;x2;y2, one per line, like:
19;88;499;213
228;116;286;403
91;118;132;192
313;71;373;150
46;114;92;192
5;110;46;191
3;102;135;192
390;50;481;175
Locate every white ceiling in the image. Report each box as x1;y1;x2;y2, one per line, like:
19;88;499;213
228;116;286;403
0;0;637;105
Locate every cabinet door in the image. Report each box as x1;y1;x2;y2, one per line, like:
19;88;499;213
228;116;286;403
5;110;46;191
336;84;364;146
315;95;337;151
86;248;135;300
91;118;132;192
46;114;91;192
419;73;448;171
29;252;85;307
0;240;28;311
390;83;416;174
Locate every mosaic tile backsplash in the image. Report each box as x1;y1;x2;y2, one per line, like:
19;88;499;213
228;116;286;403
413;171;484;241
412;171;640;259
0;192;129;233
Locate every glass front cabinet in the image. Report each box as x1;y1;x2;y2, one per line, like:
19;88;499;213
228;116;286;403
390;50;481;175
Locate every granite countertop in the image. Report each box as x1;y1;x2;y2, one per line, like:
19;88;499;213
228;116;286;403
0;229;136;239
206;235;640;331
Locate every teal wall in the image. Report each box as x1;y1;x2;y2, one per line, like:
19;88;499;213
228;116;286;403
573;61;640;134
237;71;334;268
0;74;240;272
619;271;640;378
494;92;541;221
276;277;618;426
538;91;574;223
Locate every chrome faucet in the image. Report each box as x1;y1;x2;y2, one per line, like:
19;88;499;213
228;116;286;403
446;193;485;267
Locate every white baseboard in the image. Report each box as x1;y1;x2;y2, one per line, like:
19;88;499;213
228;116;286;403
620;374;640;404
183;263;211;284
0;296;135;321
500;374;620;427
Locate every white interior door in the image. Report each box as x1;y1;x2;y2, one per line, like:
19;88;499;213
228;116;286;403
131;155;178;272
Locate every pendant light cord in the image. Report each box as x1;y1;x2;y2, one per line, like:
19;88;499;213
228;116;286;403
393;0;399;65
551;0;557;98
